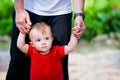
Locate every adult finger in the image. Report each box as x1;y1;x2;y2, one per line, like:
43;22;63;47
24;24;31;33
16;24;26;34
80;27;86;31
26;12;32;30
22;23;30;33
26;15;32;26
74;31;83;39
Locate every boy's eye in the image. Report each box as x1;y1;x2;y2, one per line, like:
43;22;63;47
45;37;49;40
37;39;41;41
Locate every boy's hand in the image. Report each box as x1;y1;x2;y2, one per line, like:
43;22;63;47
72;25;85;39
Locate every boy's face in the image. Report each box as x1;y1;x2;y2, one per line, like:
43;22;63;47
30;29;53;54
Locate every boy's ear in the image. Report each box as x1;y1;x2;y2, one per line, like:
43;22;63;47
30;42;35;47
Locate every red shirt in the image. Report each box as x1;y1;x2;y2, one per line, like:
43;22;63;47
27;45;65;80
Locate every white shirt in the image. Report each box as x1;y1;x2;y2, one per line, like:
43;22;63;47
24;0;72;16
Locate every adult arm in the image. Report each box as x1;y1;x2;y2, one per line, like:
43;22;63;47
14;0;31;34
72;0;86;39
17;32;29;54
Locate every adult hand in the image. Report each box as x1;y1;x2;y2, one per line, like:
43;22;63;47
72;16;86;39
15;9;32;34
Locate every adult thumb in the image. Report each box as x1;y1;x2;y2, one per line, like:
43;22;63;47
27;16;32;26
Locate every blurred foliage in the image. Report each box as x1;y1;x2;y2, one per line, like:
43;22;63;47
0;0;120;41
82;0;120;41
0;0;13;35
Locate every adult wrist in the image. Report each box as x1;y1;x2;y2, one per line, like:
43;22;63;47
74;13;85;20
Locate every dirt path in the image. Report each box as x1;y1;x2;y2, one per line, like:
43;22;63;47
69;49;120;80
0;50;10;80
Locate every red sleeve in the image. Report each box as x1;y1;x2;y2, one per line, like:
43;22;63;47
26;44;33;56
56;46;65;58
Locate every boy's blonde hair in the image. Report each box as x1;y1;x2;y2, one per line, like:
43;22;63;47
29;22;53;40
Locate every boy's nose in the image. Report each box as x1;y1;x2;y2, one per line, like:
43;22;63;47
41;40;46;44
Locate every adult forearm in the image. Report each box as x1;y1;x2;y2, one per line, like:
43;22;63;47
72;0;85;13
14;0;24;11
